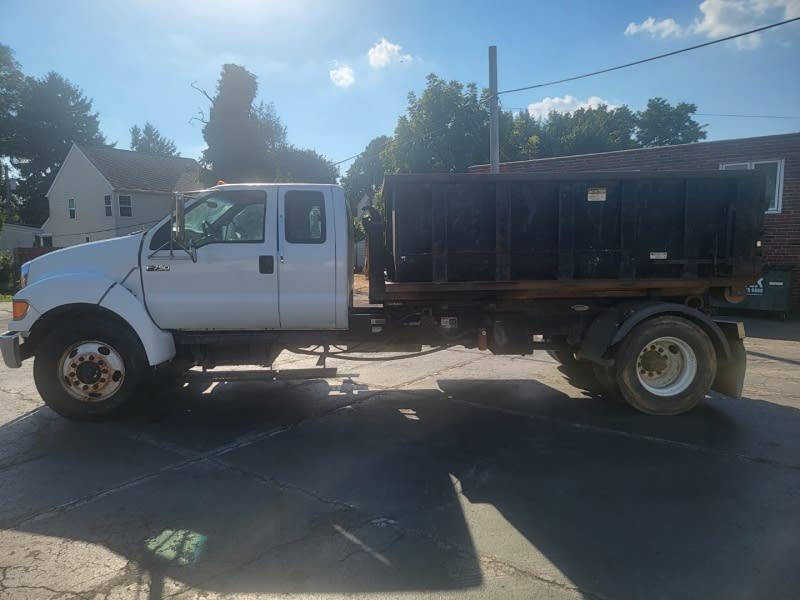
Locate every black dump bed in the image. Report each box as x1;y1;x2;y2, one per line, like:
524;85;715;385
377;171;766;295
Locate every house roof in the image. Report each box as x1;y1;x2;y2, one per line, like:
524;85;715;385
76;144;201;193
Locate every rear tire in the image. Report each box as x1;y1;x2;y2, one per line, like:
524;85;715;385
33;317;148;421
615;316;716;415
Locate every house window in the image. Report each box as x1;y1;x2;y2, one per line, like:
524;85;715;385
721;159;785;213
35;234;53;247
68;198;76;219
104;195;112;216
119;195;132;217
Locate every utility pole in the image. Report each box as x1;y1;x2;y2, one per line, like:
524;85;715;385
488;45;499;174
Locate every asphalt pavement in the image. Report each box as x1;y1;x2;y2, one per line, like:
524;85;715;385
1;304;799;599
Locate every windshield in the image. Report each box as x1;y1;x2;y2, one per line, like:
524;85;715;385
148;190;266;250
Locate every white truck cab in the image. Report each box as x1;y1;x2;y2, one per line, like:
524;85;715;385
1;183;353;420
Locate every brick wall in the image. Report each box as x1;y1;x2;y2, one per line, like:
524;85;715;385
470;132;800;307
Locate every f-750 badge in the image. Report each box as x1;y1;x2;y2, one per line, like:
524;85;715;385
145;264;170;272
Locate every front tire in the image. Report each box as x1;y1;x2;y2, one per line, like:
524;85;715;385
615;316;716;415
33;317;148;421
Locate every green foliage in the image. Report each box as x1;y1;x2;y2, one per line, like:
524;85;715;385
273;146;338;183
341;135;391;214
376;74;707;170
0;44;24;158
636;97;707;147
130;122;178;156
8;72;106;225
0;249;11;291
201;64;285;182
199;64;335;185
383;74;490;173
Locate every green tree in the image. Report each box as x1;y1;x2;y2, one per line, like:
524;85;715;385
636;97;707;147
9;72;106;225
341;135;391;213
199;64;286;182
273;146;337;183
197;63;336;185
384;74;490;173
130;122;178;156
0;44;24;158
534;104;638;158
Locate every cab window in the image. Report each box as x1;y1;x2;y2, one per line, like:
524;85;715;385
285;190;326;244
149;190;266;250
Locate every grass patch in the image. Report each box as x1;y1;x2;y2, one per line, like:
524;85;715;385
0;293;13;302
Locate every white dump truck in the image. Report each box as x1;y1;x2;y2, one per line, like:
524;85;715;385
2;171;761;420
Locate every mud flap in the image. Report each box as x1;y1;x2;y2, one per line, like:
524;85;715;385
711;322;746;399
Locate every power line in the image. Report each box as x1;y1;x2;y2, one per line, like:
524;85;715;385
497;17;800;96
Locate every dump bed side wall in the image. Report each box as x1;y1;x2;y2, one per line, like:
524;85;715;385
384;172;765;285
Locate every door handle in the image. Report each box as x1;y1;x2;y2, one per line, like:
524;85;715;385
259;255;274;274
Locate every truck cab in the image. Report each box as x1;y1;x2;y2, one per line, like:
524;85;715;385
140;183;351;331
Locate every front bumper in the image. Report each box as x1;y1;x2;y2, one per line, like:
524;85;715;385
0;331;22;368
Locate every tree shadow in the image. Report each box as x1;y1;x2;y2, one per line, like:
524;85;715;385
2;375;799;599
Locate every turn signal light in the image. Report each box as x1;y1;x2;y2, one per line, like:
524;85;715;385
12;300;29;320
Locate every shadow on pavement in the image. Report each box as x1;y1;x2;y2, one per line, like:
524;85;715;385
1;375;799;599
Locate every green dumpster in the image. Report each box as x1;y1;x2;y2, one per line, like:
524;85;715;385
711;267;793;319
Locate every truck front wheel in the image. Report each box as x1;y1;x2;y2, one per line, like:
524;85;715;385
615;316;716;415
33;318;148;421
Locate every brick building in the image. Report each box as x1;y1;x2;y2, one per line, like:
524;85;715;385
470;132;800;308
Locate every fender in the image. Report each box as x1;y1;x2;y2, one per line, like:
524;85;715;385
14;271;175;366
99;284;176;366
579;302;732;364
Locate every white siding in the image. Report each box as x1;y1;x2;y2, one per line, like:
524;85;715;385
0;223;41;251
45;145;114;246
114;191;173;236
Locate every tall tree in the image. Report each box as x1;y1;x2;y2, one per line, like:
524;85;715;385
199;64;286;182
0;44;24;158
130;122;178;156
384;74;490;173
636;97;707;147
197;63;336;184
341;135;391;213
9;72;105;225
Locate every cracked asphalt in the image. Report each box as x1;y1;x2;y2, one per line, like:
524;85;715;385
1;303;800;599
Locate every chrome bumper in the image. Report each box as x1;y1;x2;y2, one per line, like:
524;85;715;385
0;331;22;368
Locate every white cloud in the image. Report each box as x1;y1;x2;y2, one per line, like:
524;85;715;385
368;38;412;68
329;64;355;88
624;0;799;49
625;17;684;38
526;95;618;119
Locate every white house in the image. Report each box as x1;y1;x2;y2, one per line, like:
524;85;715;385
42;144;201;247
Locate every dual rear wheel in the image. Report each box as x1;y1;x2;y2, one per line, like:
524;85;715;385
550;316;717;415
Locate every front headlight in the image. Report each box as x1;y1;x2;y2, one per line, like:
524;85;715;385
19;261;31;288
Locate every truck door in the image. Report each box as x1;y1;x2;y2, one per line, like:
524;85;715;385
278;186;336;329
141;188;280;330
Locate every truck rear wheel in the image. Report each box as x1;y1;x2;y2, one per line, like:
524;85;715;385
615;316;716;415
33;317;148;421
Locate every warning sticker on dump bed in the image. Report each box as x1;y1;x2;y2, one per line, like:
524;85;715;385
587;187;607;202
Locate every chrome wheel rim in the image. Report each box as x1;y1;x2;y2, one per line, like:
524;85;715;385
636;336;697;397
58;340;125;402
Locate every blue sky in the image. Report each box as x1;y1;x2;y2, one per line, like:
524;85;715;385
2;0;799;171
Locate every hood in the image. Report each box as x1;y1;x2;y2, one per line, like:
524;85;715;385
26;234;143;286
